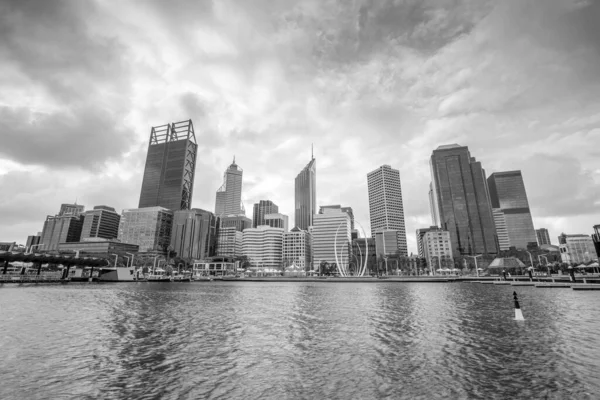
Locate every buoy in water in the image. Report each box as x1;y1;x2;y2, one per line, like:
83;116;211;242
513;291;524;321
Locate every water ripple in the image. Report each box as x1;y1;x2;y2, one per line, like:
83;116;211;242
1;282;600;399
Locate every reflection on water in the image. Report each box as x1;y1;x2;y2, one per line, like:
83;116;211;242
1;282;599;399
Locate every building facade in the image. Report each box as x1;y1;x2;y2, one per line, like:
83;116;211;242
423;229;453;271
593;225;600;258
319;205;354;230
117;207;173;253
492;208;510;251
487;171;537;250
536;228;552;246
352;237;377;274
264;213;289;232
215;158;244;216
59;240;139;255
216;227;243;258
40;214;85;251
558;234;598;264
170;209;219;260
374;229;403;257
59;203;84;216
429;144;497;255
282;227;312;271
242;226;284;269
26;234;42;251
80;206;120;241
221;215;252;232
367;165;408;256
295;155;316;230
312;209;351;268
139;120;197;211
252;200;279;228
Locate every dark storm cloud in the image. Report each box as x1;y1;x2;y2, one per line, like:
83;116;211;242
0;0;134;169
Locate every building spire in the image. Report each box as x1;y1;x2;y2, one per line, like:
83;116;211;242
311;143;314;160
233;155;236;164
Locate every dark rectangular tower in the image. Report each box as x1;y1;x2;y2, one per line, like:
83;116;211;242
430;144;497;255
139;120;197;211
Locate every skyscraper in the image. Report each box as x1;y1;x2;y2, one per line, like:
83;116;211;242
295;153;316;230
215;158;244;216
429;144;497;255
487;171;537;250
536;228;552;246
593;225;600;258
170;209;219;260
253;200;278;227
367;165;407;256
80;206;120;241
139;120;197;211
40;204;85;251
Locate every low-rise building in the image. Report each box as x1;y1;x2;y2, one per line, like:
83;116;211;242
423;228;453;271
282;227;311;271
58;240;139;255
558;233;598;264
242;225;284;269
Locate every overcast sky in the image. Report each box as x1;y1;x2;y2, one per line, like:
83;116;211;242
1;0;599;253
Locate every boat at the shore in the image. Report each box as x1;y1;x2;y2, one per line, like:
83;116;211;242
173;271;192;282
147;268;172;282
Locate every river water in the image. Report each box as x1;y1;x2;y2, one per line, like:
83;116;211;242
1;282;599;399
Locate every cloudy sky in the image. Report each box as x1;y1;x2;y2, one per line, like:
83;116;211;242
1;0;599;252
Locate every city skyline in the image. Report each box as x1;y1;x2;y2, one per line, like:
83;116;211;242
1;1;599;253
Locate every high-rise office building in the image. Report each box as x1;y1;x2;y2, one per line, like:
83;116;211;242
118;207;173;253
139;120;197;211
312;208;351;268
295;153;316;230
59;203;84;216
26;234;41;251
242;225;284;269
215;158;244;216
170;209;219;260
429;144;497;255
264;213;289;231
319;205;354;230
367;165;407;256
283;227;312;271
487;171;537;250
253;200;279;228
374;229;404;257
80;206;120;241
216;227;243;258
40;214;85;251
536;228;552;246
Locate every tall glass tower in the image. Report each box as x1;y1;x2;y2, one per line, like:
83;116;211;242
138;120;197;211
294;154;316;230
430;144;497;255
215;158;244;216
367;164;408;256
487;171;537;250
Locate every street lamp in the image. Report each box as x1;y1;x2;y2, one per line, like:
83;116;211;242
541;255;551;276
125;252;135;268
465;254;483;277
123;256;130;268
112;254;118;268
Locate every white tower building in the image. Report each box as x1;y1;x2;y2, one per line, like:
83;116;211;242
367;164;407;256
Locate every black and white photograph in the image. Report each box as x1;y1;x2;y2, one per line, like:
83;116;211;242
1;0;599;398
